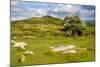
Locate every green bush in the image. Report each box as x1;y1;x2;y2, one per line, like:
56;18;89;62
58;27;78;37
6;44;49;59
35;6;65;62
61;15;86;36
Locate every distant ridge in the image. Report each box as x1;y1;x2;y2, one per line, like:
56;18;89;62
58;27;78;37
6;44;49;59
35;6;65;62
11;15;63;25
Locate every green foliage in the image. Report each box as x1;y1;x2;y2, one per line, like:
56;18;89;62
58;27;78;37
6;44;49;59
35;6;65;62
85;27;95;36
62;15;86;36
85;20;95;27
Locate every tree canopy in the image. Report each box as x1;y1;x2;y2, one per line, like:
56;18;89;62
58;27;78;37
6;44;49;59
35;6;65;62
62;15;86;36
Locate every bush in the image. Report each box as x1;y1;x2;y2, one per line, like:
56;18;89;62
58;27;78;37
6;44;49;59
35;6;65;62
61;15;86;36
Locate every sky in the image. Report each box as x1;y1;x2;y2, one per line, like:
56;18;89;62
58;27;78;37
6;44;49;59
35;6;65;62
11;0;95;21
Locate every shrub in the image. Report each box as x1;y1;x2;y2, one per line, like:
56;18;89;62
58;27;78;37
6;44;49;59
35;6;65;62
61;15;86;36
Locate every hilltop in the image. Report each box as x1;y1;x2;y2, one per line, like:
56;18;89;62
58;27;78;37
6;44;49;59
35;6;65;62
11;16;64;37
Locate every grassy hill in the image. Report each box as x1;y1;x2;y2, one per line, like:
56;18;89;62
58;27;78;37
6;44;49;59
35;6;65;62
11;16;64;38
11;16;95;66
85;20;95;27
11;15;62;25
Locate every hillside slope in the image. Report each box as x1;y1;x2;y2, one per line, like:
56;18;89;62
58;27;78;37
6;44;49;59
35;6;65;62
11;16;64;37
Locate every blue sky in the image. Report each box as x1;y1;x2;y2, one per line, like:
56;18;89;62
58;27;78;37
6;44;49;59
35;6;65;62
11;1;95;21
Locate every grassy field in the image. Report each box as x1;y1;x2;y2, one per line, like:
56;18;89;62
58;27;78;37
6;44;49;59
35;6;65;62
11;36;95;66
10;16;95;66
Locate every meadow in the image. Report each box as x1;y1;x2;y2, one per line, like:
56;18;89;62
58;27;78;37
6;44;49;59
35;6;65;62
10;15;95;66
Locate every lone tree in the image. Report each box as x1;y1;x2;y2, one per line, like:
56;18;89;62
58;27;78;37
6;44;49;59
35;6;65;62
61;15;86;36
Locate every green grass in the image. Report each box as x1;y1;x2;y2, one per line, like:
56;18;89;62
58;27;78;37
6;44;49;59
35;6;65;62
11;16;95;66
11;35;95;66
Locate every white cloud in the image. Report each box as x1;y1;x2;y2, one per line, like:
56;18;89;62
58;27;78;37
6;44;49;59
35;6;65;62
31;9;48;17
11;1;95;21
53;4;78;14
11;0;19;6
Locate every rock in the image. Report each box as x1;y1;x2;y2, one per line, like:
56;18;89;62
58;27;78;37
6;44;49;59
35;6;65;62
51;45;76;52
24;51;34;55
22;36;37;38
63;50;77;54
18;55;25;63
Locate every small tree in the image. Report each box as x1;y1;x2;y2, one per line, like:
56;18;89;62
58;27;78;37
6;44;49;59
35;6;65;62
62;15;86;36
